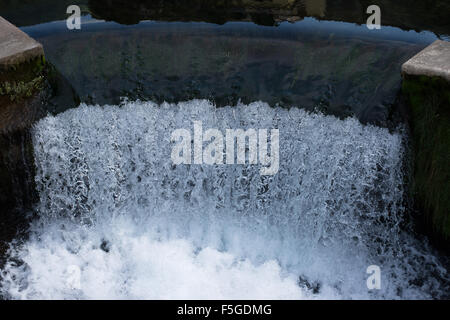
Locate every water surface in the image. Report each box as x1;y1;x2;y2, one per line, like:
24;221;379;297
0;0;449;300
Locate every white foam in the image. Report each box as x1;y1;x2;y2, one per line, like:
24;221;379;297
1;100;448;299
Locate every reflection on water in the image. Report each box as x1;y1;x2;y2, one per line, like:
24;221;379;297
1;0;449;38
22;17;429;126
2;0;447;125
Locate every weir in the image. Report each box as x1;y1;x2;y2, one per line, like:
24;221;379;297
0;7;449;300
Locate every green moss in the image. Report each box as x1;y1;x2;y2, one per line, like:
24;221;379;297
402;75;450;245
0;76;44;102
0;57;47;102
0;56;46;103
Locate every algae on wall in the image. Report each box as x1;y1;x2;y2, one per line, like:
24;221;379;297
0;54;80;264
0;58;44;266
402;75;450;249
0;56;46;103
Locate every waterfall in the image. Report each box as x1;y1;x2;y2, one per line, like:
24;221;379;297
1;99;448;299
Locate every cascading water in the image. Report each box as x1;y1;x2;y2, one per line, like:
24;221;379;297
1;99;448;299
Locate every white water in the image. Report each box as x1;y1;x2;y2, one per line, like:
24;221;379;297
1;100;448;299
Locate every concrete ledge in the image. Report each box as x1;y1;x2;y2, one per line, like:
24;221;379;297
0;16;44;68
402;40;450;82
401;40;450;251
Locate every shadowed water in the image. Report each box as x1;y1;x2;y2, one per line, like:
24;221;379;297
2;0;449;38
21;17;433;126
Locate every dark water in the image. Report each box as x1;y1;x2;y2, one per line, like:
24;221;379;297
2;0;450;37
19;18;432;126
1;0;448;123
0;0;449;299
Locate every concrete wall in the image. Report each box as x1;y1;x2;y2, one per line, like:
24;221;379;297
402;40;450;250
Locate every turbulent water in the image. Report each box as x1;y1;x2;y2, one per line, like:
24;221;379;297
1;100;448;299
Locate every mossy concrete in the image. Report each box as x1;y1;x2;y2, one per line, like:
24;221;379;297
0;60;44;268
402;41;450;250
0;57;80;265
0;17;46;265
0;16;48;131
